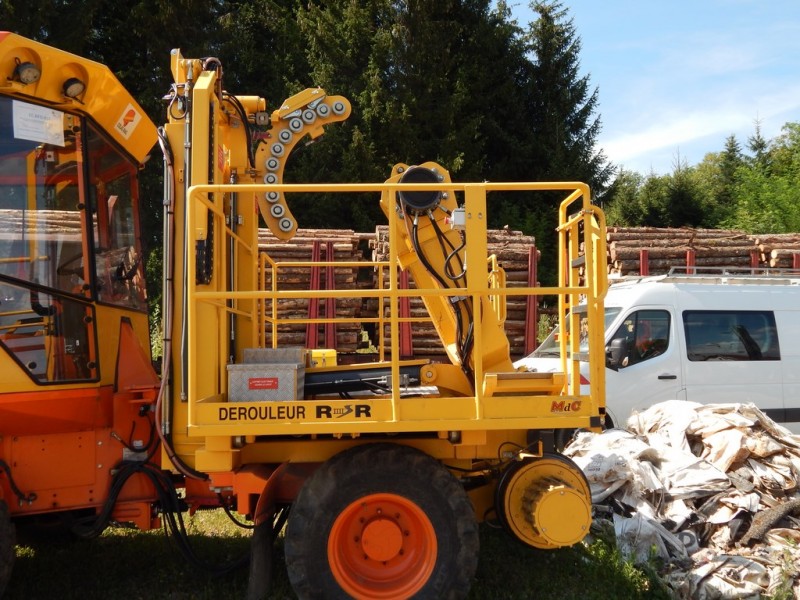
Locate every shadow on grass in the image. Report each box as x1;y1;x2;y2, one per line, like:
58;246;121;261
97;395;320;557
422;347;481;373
7;515;668;599
470;525;671;600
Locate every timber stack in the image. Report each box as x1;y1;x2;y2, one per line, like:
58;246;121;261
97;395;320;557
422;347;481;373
258;228;367;352
754;233;800;268
370;225;539;359
606;227;800;275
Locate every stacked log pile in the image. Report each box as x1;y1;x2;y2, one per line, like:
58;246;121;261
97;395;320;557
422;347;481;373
370;225;538;359
754;233;800;268
606;227;800;275
0;208;82;239
258;229;368;351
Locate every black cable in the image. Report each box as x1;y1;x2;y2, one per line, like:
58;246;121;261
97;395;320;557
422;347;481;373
0;459;36;504
429;215;467;282
408;214;469;369
111;411;159;463
223;93;255;170
167;86;187;121
218;493;254;530
70;458;249;575
409;216;451;292
426;216;476;375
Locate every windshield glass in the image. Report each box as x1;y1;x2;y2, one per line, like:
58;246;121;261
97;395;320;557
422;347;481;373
532;307;622;357
0;97;86;296
0;97;145;311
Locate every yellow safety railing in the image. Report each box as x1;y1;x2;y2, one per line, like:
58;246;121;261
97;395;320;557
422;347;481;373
184;181;607;436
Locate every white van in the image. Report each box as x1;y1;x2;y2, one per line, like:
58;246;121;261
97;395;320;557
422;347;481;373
515;271;800;433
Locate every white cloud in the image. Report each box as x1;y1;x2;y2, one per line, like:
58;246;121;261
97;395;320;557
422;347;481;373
602;79;800;173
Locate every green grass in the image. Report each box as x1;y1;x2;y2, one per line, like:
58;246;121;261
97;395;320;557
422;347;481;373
6;510;669;599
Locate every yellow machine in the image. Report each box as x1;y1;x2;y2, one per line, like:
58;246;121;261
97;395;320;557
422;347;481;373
0;33;608;599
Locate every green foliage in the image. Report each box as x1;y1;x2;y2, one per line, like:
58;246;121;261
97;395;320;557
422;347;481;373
2;0;615;293
604;169;647;226
537;312;556;344
770;122;800;177
723;166;800;233
605;120;800;233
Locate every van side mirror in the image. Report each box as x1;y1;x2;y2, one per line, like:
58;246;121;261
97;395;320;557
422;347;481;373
606;338;629;371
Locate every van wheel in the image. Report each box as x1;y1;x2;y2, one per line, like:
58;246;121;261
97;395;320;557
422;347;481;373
284;443;479;599
0;500;15;598
554;428;577;451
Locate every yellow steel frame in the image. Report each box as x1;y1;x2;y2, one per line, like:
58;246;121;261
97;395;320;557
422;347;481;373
182;180;607;439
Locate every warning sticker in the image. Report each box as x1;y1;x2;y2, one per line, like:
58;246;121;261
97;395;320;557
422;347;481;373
13;101;64;146
248;377;279;390
114;103;141;139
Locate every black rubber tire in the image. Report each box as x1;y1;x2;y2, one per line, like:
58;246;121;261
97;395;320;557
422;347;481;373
0;500;15;598
284;443;479;600
246;518;274;600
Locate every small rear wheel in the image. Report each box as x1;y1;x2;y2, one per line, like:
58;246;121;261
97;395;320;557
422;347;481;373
285;443;479;599
0;500;15;598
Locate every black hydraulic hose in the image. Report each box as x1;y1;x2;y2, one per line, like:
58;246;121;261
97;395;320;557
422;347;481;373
429;214;467;282
218;493;255;530
409;217;469;366
223;93;255;170
430;215;480;375
425;216;476;373
0;460;36;504
69;459;248;575
409;216;451;292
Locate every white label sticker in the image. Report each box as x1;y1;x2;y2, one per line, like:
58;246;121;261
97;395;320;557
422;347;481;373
12;101;65;146
114;103;141;139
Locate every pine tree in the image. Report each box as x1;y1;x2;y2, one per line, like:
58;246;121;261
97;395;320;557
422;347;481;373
523;1;614;192
509;0;614;283
748;119;769;170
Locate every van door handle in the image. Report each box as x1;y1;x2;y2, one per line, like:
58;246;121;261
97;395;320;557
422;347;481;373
658;374;677;380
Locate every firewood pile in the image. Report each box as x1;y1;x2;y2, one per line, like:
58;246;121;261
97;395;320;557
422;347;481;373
258;228;368;351
369;225;539;359
606;227;800;275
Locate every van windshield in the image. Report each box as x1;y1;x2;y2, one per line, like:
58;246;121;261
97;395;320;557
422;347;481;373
532;307;622;357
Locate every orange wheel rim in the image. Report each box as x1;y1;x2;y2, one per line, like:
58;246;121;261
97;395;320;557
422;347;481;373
328;492;437;599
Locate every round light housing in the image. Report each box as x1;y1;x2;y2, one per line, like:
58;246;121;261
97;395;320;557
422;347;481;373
63;77;86;98
15;61;41;84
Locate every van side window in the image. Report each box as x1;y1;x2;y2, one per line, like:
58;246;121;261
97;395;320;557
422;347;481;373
608;310;670;368
683;310;780;361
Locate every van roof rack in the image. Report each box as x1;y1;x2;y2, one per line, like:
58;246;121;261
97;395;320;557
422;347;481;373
668;266;800;277
658;266;800;286
608;267;800;287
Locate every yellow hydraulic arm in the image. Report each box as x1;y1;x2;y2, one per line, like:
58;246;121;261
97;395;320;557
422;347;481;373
380;162;514;393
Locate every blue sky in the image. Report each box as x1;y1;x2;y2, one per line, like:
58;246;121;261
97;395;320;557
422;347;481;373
507;1;800;174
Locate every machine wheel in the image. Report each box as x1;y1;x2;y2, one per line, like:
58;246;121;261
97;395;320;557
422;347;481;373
0;500;15;598
285;443;479;600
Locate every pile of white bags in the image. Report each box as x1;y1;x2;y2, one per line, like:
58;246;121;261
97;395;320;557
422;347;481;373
564;401;800;599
